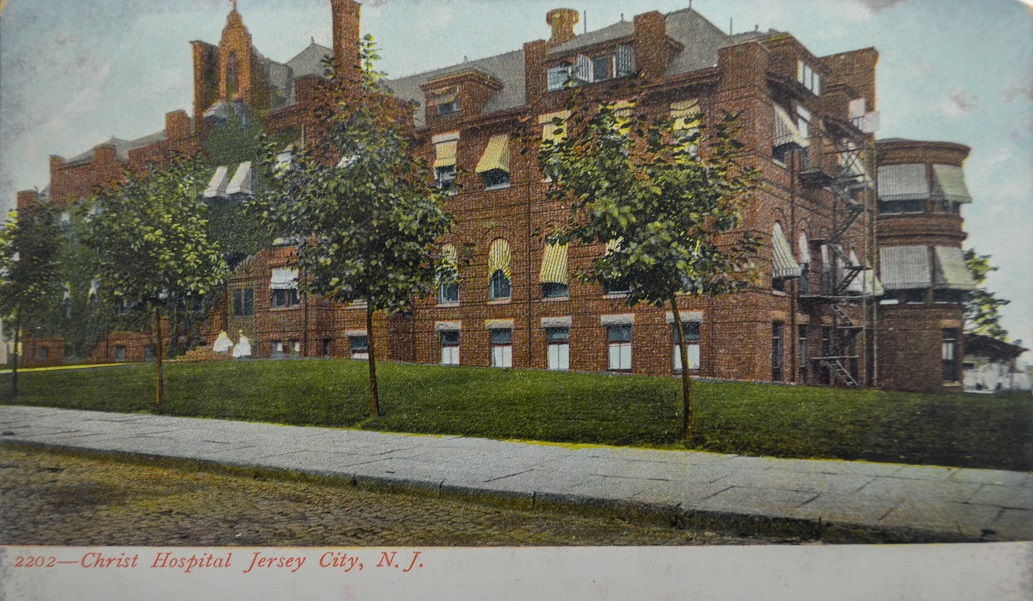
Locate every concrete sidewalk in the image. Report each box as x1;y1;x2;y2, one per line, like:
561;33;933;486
2;405;1031;542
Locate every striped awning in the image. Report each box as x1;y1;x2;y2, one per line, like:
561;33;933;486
931;164;973;204
539;243;568;285
879;246;930;290
933;246;976;290
440;243;458;265
488;239;512;279
270;268;299;290
204;166;229;198
226;161;253;196
475;134;510;174
798;231;811;264
772;223;801;279
427;86;458;106
773;105;809;148
670;100;700;132
434;139;458;169
275;146;293;176
539;111;569;144
612;100;635;132
877;164;929;202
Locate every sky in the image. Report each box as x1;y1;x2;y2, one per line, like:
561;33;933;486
1;0;1031;362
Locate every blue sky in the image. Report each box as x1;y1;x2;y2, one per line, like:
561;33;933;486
1;0;1030;360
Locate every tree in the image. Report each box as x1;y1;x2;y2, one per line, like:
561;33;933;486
963;249;1010;341
84;158;228;411
255;36;453;417
0;204;63;396
541;94;761;443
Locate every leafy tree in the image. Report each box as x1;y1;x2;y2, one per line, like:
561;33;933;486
0;204;63;395
84;158;228;410
541;95;761;443
256;36;453;417
963;249;1010;341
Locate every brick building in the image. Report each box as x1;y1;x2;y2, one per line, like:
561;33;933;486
13;2;979;393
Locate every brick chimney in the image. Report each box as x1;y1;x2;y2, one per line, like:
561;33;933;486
16;190;39;211
547;8;579;45
165;110;192;141
524;40;549;104
634;11;670;80
330;0;361;75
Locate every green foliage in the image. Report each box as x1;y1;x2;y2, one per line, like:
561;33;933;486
4;360;1030;471
84;159;229;308
963;249;1010;341
541;97;762;305
0;205;63;335
255;37;453;313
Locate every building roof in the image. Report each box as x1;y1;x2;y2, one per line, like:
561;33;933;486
286;41;333;79
965;334;1028;361
65;129;168;165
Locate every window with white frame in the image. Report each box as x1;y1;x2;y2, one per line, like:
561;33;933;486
672;322;701;372
796;60;822;95
546;327;570;371
438;244;460;305
348;335;369;360
607;325;632;371
490;328;513;368
270;268;300;308
488;239;512;300
440;330;460;365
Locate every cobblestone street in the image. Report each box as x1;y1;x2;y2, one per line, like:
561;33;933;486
0;446;774;547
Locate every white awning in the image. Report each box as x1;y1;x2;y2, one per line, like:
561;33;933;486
773;105;809;148
772;223;801;279
204;166;229;198
879;245;930;290
933;246;976;290
931;164;973;204
844;251;883;296
270;268;298;290
877;164;928;202
225;161;253;196
798;231;811;264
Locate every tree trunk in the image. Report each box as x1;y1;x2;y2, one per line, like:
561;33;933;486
366;304;381;417
670;297;693;443
154;306;165;412
11;314;20;397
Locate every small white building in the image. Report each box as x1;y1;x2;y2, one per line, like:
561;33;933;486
963;334;1030;392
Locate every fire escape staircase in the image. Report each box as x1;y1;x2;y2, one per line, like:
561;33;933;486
799;137;874;387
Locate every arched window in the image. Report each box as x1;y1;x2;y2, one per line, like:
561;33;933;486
226;52;240;100
488;239;512;300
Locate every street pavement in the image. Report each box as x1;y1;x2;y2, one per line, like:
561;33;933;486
1;405;1030;542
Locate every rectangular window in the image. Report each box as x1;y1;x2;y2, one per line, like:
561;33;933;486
145;346;156;361
438;280;459;304
934;289;965;304
435;165;457;191
772;322;785;382
114;346;126;362
290;339;301;356
592;55;610;82
878;199;926;215
902;289;927;304
38;347;49;360
271;288;300;308
542;283;569;299
440;330;460;365
482;169;510;189
942;329;959;382
615;45;636;77
607;325;632;372
798;325;808;384
672;322;701;372
490;328;513;368
796;106;811;140
322;338;332;358
547;65;571;91
349;335;369;360
438;99;460;116
233;289;255;317
271;340;284;357
546;327;570;371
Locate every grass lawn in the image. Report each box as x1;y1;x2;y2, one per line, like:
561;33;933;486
2;359;1030;471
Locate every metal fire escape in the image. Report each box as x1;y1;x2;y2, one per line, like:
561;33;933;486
799;128;876;387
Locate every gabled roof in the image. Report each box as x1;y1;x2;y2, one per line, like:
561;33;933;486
65;130;169;165
547;20;635;55
287;41;333;79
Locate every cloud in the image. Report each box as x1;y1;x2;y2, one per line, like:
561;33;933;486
940;88;979;117
851;0;910;12
1002;77;1033;103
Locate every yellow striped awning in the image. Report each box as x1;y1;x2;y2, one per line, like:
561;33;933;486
539;243;569;285
434;140;458;169
539;111;569;144
488;239;512;279
441;243;458;263
475;134;510;174
670;100;700;132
